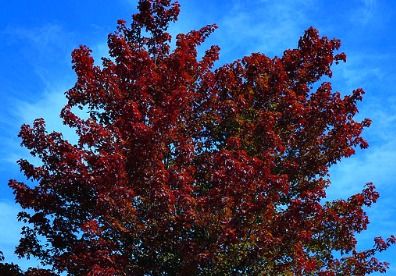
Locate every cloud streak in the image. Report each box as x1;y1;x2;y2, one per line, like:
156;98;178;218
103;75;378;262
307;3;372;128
350;0;377;25
214;0;316;59
0;201;40;270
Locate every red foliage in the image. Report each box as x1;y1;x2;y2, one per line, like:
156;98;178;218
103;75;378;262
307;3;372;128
6;0;394;274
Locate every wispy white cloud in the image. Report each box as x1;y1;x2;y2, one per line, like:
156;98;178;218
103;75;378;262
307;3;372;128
332;54;386;92
326;46;396;269
1;24;74;67
3;83;77;163
328;50;396;197
328;139;396;199
0;23;82;164
350;0;377;25
0;201;40;269
215;0;317;59
3;24;63;48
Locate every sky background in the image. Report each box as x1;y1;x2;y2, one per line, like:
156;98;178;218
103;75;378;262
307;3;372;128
1;0;395;273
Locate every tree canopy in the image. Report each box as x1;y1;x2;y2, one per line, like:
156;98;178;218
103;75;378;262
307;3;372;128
2;0;394;274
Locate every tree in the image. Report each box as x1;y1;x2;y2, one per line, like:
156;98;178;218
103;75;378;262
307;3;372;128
0;251;54;276
5;0;394;274
0;251;23;276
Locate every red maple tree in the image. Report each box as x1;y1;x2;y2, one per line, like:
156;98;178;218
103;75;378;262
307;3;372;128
3;0;394;274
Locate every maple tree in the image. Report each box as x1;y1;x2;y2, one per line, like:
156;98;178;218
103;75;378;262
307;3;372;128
3;0;395;274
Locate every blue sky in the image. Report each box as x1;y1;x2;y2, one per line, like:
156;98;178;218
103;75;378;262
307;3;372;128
1;0;395;273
